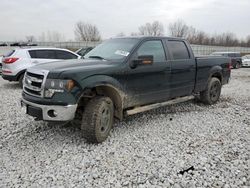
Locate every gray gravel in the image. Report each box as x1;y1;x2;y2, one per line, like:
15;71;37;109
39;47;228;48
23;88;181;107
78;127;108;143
0;69;250;187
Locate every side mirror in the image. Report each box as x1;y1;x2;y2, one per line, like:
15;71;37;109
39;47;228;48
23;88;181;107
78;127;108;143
130;55;153;69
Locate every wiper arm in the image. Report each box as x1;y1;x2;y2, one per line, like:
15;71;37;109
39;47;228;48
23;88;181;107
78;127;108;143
88;56;106;60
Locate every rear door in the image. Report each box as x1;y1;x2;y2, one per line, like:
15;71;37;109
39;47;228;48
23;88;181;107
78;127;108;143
165;40;196;98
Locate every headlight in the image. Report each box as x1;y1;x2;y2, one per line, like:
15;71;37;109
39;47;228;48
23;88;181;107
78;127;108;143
44;79;75;98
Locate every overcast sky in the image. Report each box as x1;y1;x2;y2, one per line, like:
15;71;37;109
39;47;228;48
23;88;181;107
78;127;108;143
1;0;249;41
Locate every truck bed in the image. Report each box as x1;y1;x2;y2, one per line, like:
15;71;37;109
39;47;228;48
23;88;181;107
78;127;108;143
195;56;231;92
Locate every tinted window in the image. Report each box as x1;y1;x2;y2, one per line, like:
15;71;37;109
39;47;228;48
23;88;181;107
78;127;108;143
228;53;240;58
29;50;36;58
168;41;190;60
29;50;56;59
56;50;78;59
137;40;166;62
76;47;93;56
4;50;15;57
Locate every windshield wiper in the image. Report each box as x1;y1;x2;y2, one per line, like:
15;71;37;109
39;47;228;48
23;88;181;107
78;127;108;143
88;55;106;60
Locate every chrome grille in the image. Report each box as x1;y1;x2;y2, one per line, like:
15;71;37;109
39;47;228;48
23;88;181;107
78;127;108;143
23;69;49;97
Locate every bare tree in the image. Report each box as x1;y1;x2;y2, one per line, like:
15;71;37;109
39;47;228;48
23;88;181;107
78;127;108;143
168;20;245;47
38;32;46;42
38;31;65;42
211;33;238;46
186;26;197;43
74;21;101;41
26;35;35;43
138;21;164;36
168;20;189;38
46;31;65;42
246;35;250;47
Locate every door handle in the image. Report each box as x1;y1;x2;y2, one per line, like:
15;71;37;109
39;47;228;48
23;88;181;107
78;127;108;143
32;60;39;64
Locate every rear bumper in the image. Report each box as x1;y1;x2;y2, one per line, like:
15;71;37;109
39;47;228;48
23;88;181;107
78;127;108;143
21;98;77;121
242;62;250;67
2;74;18;81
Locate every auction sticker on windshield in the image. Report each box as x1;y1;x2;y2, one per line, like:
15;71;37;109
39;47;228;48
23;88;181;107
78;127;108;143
115;50;130;56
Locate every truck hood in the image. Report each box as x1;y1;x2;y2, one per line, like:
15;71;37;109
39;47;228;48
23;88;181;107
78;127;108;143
30;59;120;79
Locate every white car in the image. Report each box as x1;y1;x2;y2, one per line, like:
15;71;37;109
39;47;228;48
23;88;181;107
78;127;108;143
1;47;81;87
242;55;250;67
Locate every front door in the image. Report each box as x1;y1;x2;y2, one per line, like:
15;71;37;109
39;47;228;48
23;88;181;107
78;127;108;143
123;39;171;107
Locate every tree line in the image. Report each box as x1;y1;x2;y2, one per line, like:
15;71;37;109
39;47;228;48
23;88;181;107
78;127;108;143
168;20;250;47
27;20;250;47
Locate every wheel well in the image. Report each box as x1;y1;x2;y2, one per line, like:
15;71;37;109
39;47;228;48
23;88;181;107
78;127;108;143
78;85;124;120
211;72;222;83
17;70;26;81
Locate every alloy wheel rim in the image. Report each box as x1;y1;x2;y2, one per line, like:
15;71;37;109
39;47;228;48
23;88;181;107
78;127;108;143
100;107;111;133
210;82;220;101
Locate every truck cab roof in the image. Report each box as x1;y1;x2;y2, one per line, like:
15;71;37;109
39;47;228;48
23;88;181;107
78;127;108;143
113;36;185;41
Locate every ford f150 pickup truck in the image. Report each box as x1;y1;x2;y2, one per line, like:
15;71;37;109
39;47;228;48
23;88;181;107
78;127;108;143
21;36;231;143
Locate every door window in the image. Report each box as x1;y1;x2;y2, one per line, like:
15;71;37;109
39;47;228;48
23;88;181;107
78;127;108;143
136;40;166;62
167;41;190;60
55;50;78;59
29;50;56;59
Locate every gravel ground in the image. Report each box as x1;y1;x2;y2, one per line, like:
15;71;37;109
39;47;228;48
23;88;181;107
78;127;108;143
0;69;250;188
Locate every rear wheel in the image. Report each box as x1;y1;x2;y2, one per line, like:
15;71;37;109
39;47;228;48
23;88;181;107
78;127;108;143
200;77;222;105
18;73;24;88
81;97;114;143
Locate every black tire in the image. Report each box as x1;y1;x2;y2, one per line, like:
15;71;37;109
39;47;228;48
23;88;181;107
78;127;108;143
200;77;222;105
235;62;241;69
81;97;114;143
47;121;70;126
18;73;24;88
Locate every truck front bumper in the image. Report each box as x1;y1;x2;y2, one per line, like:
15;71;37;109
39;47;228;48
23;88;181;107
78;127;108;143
21;98;77;121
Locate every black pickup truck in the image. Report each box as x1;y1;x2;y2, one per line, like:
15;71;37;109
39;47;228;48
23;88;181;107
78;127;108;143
21;36;231;143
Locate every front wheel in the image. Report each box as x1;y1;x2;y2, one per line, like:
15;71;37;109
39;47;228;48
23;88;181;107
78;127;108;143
200;77;222;105
81;97;114;143
235;62;241;69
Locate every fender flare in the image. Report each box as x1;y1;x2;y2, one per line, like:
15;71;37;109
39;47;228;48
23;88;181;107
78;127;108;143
208;66;223;83
77;75;126;120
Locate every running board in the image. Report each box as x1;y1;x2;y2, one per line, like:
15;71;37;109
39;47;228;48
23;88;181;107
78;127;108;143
125;96;194;116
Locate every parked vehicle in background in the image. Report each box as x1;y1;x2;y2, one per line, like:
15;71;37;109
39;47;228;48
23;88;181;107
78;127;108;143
0;43;8;46
75;47;94;57
27;43;38;46
18;42;29;47
242;55;250;67
10;42;20;47
210;52;242;69
21;36;231;143
1;48;81;87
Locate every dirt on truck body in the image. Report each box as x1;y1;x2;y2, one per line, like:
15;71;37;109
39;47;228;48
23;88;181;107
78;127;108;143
21;36;231;143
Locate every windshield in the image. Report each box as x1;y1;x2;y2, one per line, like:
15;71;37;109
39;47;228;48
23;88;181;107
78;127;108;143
84;38;139;61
